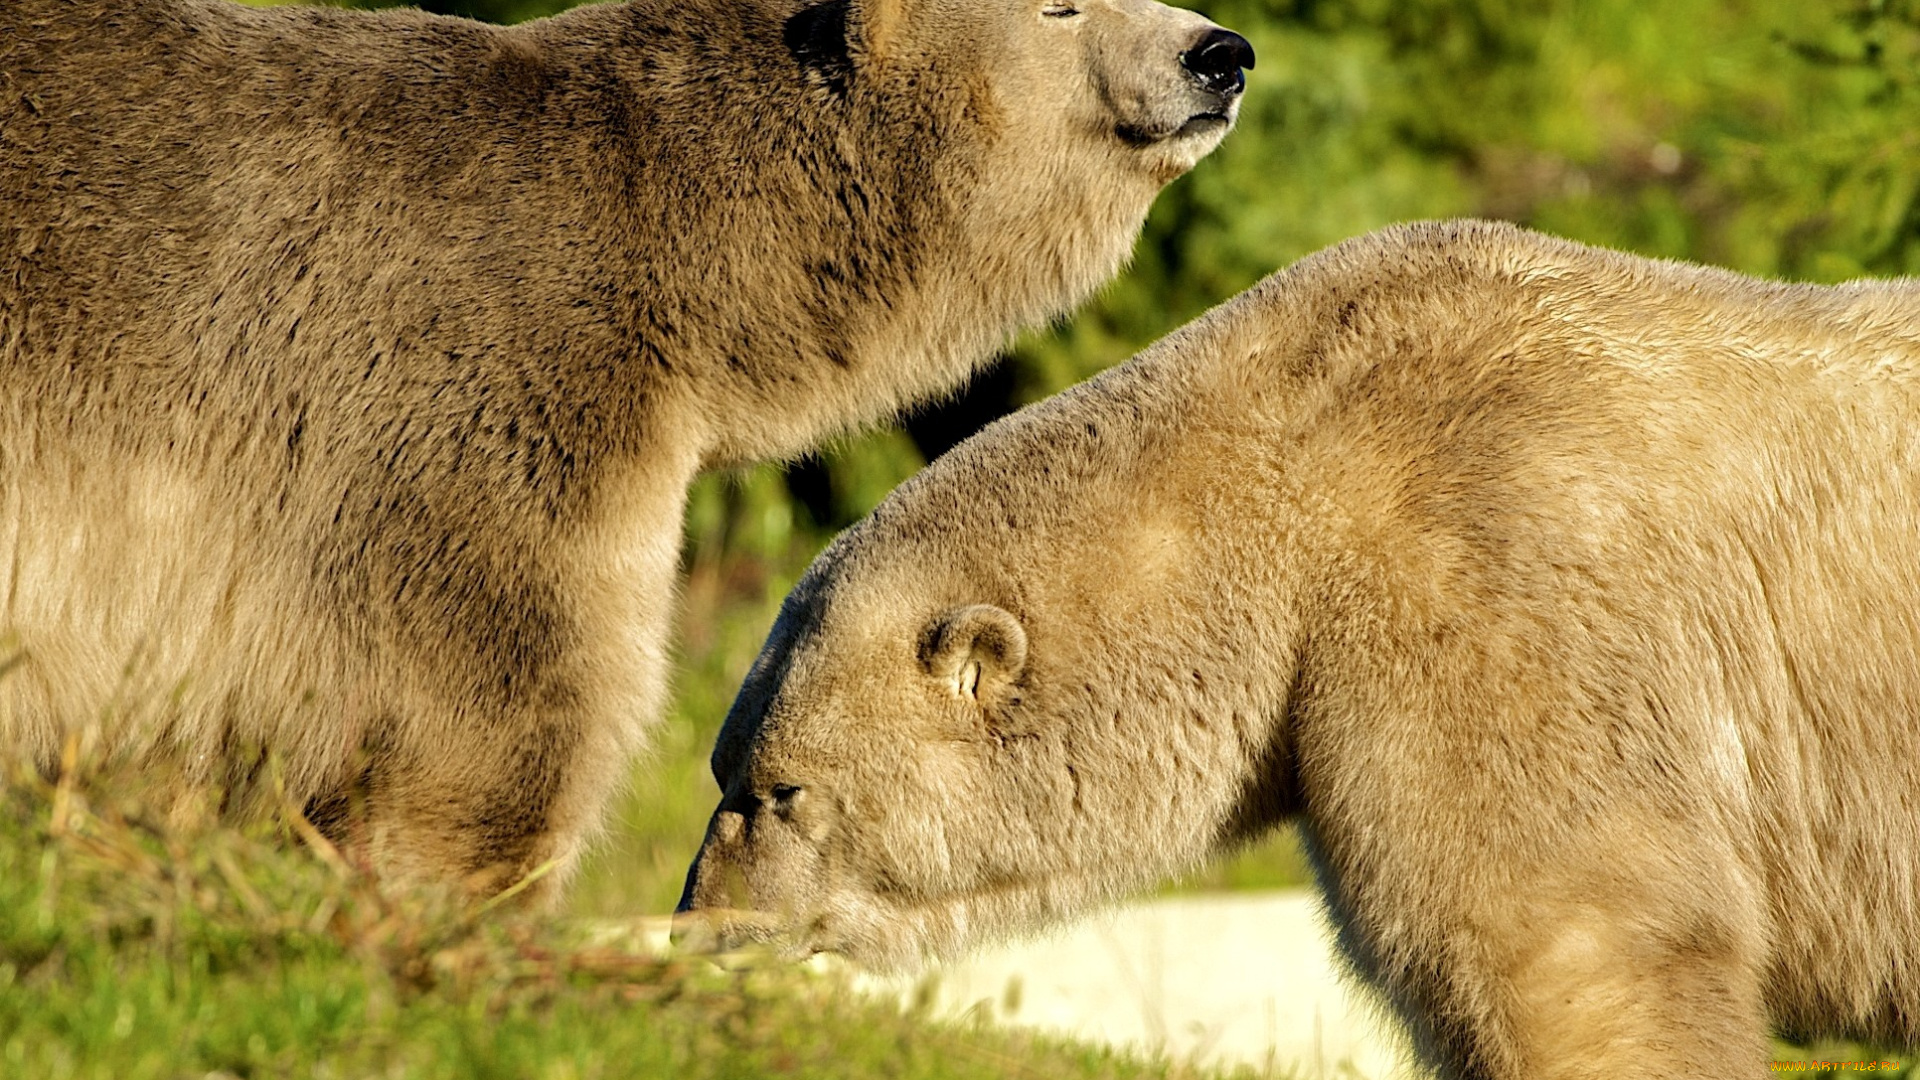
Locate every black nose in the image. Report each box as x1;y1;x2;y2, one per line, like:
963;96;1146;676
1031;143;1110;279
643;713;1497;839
1181;27;1255;96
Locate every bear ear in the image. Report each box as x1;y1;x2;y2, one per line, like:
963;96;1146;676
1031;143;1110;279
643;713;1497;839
785;0;906;92
784;0;854;93
920;604;1028;705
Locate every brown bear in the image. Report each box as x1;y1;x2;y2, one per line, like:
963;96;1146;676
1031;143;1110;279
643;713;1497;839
679;220;1920;1078
0;0;1252;897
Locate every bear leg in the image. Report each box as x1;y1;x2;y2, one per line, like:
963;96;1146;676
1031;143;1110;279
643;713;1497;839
325;699;631;907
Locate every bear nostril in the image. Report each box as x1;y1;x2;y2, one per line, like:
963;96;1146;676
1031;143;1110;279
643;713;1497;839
1181;28;1256;96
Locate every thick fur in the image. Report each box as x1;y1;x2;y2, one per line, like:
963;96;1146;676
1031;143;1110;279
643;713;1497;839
0;0;1244;895
682;220;1920;1077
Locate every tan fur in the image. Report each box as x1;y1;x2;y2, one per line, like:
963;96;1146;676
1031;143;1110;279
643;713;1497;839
0;0;1247;896
681;221;1920;1077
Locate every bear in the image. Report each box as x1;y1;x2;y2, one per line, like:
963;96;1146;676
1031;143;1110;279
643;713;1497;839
678;220;1920;1078
0;0;1253;898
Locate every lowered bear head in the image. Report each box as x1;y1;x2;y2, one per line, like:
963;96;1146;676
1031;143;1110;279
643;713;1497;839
677;336;1303;968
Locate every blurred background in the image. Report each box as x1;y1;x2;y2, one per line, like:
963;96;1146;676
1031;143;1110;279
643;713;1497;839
273;0;1920;916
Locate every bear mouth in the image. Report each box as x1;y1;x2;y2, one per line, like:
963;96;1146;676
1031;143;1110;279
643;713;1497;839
1176;112;1233;137
1115;112;1234;148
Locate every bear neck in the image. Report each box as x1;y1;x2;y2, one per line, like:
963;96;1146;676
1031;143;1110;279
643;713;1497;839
563;2;1147;470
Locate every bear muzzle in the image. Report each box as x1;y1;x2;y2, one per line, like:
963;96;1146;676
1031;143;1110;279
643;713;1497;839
1113;22;1255;148
668;905;800;955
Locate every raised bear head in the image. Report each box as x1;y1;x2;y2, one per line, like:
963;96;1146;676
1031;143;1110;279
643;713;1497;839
631;0;1257;464
781;0;1258;330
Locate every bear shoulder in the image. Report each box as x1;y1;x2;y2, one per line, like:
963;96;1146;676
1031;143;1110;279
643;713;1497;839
1174;220;1920;405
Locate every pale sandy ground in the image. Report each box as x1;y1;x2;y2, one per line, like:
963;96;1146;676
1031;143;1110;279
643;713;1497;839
621;889;1421;1079
848;889;1420;1080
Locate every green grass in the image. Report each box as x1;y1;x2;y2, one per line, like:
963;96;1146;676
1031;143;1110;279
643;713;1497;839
0;774;1285;1080
5;773;1904;1080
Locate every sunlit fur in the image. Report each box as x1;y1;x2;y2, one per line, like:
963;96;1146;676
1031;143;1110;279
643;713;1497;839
684;221;1920;1076
0;0;1241;897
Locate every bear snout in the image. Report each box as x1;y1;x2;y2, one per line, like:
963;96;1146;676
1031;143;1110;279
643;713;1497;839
667;906;791;954
1180;27;1255;98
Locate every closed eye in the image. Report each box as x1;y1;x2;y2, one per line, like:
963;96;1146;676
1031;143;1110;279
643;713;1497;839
769;784;804;815
1043;3;1080;16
